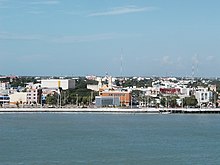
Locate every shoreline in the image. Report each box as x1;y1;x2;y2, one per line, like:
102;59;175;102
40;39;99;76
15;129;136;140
1;108;220;114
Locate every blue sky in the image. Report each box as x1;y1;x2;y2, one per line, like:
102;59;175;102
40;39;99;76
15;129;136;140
0;0;220;77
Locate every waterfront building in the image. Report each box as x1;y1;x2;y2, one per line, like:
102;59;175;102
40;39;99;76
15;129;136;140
10;92;27;105
95;96;120;107
0;95;10;105
100;90;131;106
195;91;213;106
26;87;42;105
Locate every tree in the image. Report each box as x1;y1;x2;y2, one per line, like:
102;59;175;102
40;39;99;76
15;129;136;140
169;98;177;108
46;93;58;105
183;96;198;107
62;77;99;106
160;97;166;107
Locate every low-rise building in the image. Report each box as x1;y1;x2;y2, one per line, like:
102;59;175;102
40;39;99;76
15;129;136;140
0;95;10;105
195;91;213;106
95;96;120;107
25;83;42;105
100;90;131;106
10;92;27;104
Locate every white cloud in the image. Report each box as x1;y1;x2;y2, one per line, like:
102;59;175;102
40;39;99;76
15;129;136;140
52;33;142;43
0;32;43;40
206;55;215;61
161;56;173;65
30;0;60;5
52;33;117;43
0;31;141;43
27;10;44;15
88;5;157;17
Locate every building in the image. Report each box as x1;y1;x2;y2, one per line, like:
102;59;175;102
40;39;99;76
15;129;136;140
95;96;120;107
0;95;10;105
41;79;75;90
100;90;131;106
0;82;10;91
87;84;99;92
26;88;42;104
10;92;27;104
160;88;181;95
195;91;213;106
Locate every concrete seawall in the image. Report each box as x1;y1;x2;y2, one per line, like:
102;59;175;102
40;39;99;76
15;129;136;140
1;108;220;113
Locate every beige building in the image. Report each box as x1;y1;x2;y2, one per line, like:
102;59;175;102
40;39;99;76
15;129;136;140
10;92;27;104
41;79;75;90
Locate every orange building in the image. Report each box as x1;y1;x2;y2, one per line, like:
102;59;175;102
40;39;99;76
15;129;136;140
100;90;131;106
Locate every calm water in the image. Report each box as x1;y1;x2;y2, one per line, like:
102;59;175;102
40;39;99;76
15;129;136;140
0;113;220;165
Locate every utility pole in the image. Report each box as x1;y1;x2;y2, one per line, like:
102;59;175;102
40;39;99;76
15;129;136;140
213;91;216;108
59;87;62;108
76;94;78;107
91;91;93;105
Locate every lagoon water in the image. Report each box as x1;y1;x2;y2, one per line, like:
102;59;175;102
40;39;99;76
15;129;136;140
0;113;220;165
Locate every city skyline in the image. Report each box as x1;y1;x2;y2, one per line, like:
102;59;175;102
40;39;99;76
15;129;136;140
0;0;220;77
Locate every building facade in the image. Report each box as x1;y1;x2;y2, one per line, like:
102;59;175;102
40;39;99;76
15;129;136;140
95;96;120;107
100;90;131;106
10;92;27;104
41;79;75;90
195;91;213;106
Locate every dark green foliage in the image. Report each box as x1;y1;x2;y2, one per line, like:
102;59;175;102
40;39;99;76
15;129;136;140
61;77;99;105
46;93;58;105
183;96;198;107
10;77;37;87
160;97;166;107
122;78;153;88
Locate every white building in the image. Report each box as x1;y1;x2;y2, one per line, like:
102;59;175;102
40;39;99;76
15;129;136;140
41;79;75;90
0;82;10;95
195;91;213;106
87;84;99;91
0;82;10;90
10;92;27;104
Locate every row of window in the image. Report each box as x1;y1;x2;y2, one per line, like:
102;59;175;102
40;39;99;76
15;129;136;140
27;94;36;96
27;97;36;100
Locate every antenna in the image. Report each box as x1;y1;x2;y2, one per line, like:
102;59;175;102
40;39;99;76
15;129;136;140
191;64;195;82
120;48;123;78
191;54;199;87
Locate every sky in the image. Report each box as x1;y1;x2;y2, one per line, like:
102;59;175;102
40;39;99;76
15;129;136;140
0;0;220;77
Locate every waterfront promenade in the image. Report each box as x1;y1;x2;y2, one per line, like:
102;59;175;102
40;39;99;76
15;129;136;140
1;107;220;114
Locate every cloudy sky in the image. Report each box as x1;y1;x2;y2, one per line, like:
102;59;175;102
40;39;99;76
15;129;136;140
0;0;220;77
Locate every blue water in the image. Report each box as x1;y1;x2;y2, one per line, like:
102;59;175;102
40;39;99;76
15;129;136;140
0;113;220;165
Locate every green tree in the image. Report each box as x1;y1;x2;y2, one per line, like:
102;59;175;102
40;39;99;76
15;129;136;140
46;93;58;105
169;98;177;108
160;97;166;107
183;96;198;107
62;77;99;106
